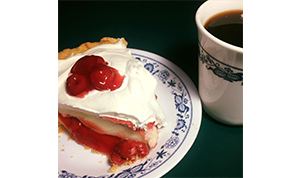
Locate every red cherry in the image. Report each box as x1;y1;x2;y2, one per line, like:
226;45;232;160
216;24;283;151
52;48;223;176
71;55;107;75
89;63;115;91
136;142;149;158
118;140;138;161
110;151;125;166
65;74;88;96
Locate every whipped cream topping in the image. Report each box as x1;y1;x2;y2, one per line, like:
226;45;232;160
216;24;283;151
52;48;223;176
58;39;166;130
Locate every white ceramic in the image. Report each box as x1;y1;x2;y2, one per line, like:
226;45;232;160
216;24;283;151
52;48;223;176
195;0;243;125
58;49;202;178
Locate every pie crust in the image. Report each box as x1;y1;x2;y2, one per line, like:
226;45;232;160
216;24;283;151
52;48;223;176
58;37;128;60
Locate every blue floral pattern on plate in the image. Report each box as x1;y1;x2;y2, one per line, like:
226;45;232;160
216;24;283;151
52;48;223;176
58;51;197;178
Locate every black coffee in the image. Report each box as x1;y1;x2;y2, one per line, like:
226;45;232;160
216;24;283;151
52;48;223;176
204;10;243;48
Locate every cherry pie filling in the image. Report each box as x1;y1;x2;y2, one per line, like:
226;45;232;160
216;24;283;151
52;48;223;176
58;113;149;166
65;55;125;98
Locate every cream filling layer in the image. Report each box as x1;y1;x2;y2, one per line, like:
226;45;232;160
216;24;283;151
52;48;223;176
58;105;158;148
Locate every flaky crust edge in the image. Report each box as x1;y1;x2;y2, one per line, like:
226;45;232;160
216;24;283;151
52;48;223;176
58;37;128;60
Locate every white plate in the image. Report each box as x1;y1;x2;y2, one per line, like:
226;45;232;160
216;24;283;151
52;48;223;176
58;49;202;178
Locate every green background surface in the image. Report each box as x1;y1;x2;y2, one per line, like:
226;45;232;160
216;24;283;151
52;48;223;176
58;1;243;177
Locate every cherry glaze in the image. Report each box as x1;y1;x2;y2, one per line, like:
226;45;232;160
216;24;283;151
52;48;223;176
65;55;125;98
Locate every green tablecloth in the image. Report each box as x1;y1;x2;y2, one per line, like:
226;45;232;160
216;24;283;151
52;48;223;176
59;1;243;177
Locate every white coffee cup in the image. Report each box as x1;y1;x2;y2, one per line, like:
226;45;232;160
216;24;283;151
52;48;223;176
195;0;243;125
